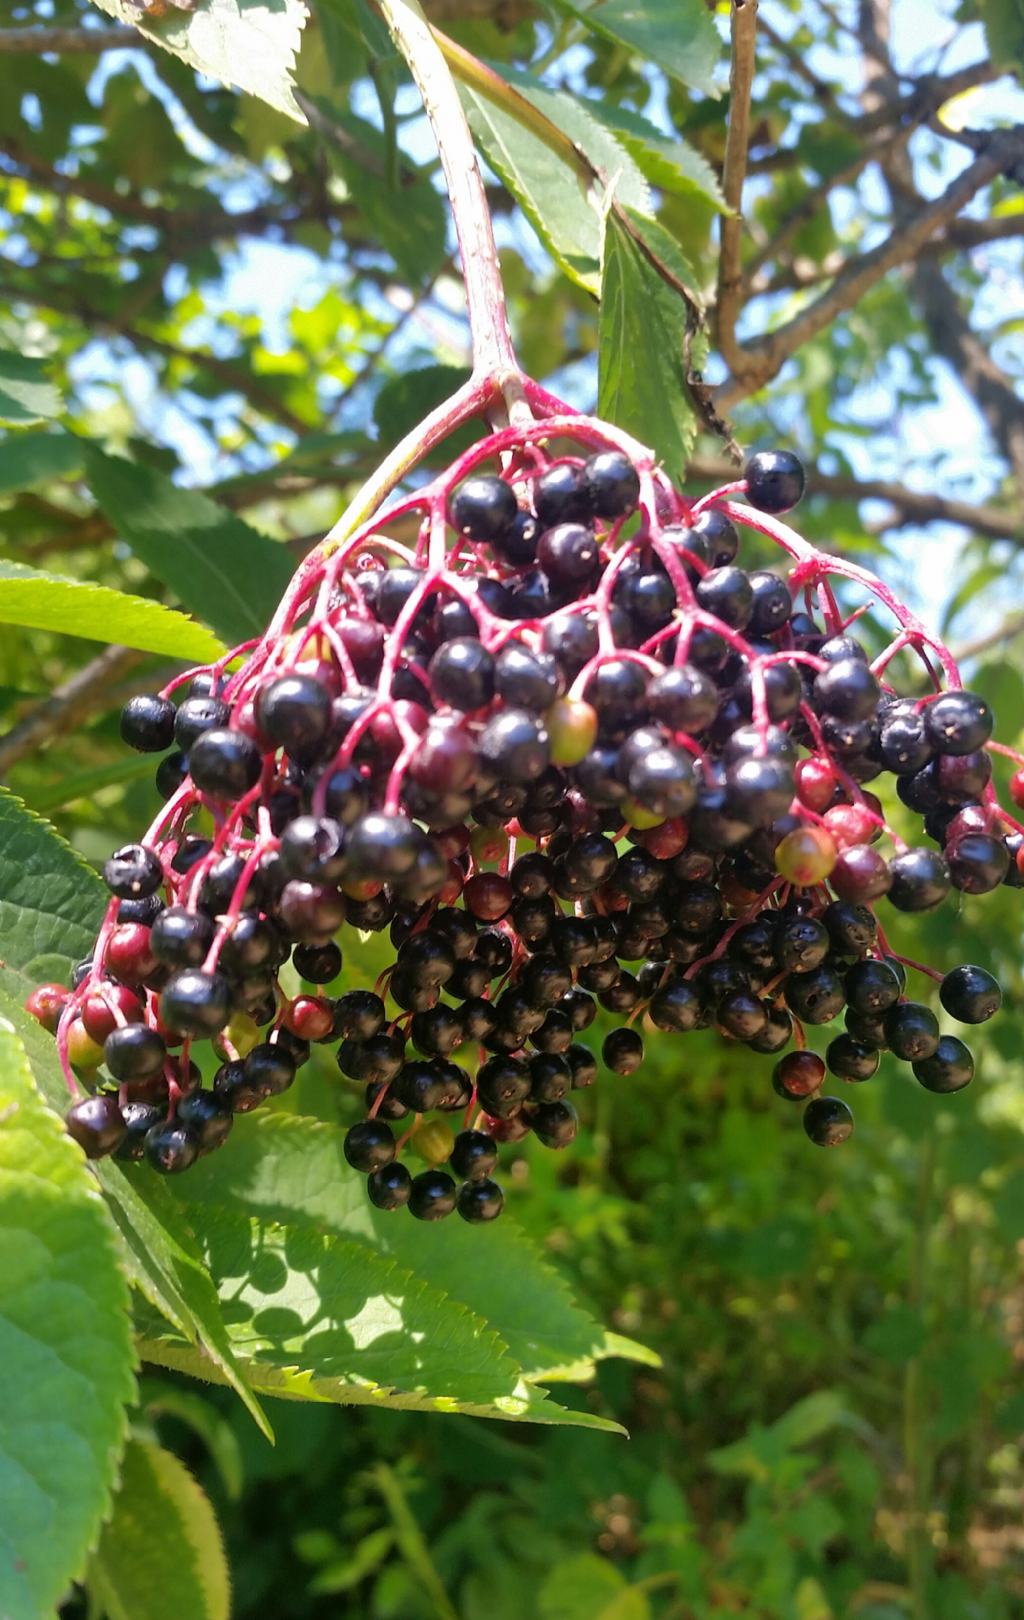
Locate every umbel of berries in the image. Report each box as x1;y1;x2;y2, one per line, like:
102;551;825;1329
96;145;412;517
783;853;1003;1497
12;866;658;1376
24;8;1021;1227
27;405;1021;1225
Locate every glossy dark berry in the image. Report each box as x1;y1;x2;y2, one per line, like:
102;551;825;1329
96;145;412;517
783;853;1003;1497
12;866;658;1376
883;1001;940;1061
887;848;950;912
826;1035;880;1083
534;461;592;525
478;709;550;783
745;450;805;513
174;694;230;752
747;570;792;634
844;958;902;1014
429;637;495;710
188;728;263;798
176;1090;234;1152
457;1178;505;1223
582;450;640;518
772;1051;825;1100
65;1094;127;1159
115;1101;164;1162
912;1036;974;1093
695;566;754;630
104;843;163;899
924;690;993;756
939;963;1001;1024
159;970;231;1037
803;1095;854;1146
408;1168;457;1221
104;1024;167;1083
450;474;517;542
144;1120;200;1174
367;1161;413;1210
538;522;600;583
255;674;331;761
120;694;177;753
344;1120;396;1172
530;1099;579;1149
293;941;343;984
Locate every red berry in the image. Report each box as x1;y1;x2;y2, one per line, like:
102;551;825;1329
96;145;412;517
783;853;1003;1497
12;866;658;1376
464;873;514;921
104;923;158;985
283;995;335;1041
25;983;70;1034
81;983;144;1044
795;756;837;813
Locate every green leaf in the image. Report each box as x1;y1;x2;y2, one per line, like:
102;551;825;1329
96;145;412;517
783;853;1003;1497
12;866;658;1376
461;69;649;293
981;0;1024;73
540;1554;651;1620
598;209;698;477
310;101;448;284
557;0;722;96
30;754;158;817
133;1205;623;1431
590;101;724;207
85;448;295;648
138;1378;244;1501
0;1023;136;1620
0;795;271;1439
0;348;62;426
0;786;105;998
88;1438;230;1620
0;559;224;661
88;0;310;123
0;429;83;496
166;1112;649;1383
373;365;477;464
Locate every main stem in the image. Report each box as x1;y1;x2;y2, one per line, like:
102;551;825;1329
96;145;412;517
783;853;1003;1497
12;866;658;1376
375;0;523;407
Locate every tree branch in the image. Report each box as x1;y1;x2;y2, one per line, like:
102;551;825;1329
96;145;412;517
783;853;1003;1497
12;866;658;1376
685;454;1022;544
0;645;142;777
717;127;1024;407
0;25;139;53
716;0;759;375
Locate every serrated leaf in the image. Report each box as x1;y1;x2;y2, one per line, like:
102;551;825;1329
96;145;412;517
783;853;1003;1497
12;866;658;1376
590;102;724;207
0;1023;136;1620
598;210;698;477
167;1112;651;1383
133;1205;624;1431
0;559;224;661
138;1378;245;1500
460;67;649;294
0;429;83;496
30;754;158;817
88;0;310;123
0;348;62;425
85;448;295;647
0;794;271;1439
88;1438;230;1620
0;786;105;997
557;0;722;96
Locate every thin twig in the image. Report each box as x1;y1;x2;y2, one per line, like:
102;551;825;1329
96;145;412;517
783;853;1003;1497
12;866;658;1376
0;25;139;53
717;127;1024;406
0;645;142;778
716;0;759;376
952;610;1024;665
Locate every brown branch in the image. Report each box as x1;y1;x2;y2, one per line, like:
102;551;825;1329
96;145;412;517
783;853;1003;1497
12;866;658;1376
0;25;139;53
716;0;759;375
716;127;1024;407
685;454;1023;543
0;644;142;777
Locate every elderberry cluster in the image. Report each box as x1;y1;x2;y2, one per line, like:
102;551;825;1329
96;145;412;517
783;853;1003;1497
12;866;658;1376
27;418;1021;1224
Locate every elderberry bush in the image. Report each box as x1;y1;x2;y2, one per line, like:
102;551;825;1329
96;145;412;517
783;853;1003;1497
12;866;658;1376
27;411;1023;1225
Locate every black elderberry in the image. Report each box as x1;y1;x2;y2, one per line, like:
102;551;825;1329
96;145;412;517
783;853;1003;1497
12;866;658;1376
924;690;994;755
813;658;880;722
747;570;792;634
538;522;600;583
346;812;423;879
844;958;902;1014
104;843;163;899
887;848;950;912
939;963;1001;1024
947;832;1009;894
844;1007;888;1050
255;674;331;761
774;916;830;973
174;694;231;752
745;450;805;513
150;906;214;968
560;988;597;1031
65;1094;127;1159
156;751;189;799
450;474;518;541
695;566;754;629
529;1051;572;1102
478;709;550;783
411;1005;465;1058
456;1178;505;1223
188;728;263;798
716;991;768;1042
784;965;847;1025
747;1007;793;1054
826;1035;880;1082
582;450;640;518
822;901;876;956
144;1120;200;1174
120;694;177;753
530;1099;579;1149
176;1090;234;1153
883;1001;940;1061
534;461;592;525
429;637;495;710
368;1162;414;1210
280;815;347;884
803;1095;854;1146
344;1120;396;1173
115;1101;164;1162
913;1036;975;1093
450;1130;498;1183
409;1169;457;1221
104;1024;167;1083
294;941;343;984
160;970;230;1037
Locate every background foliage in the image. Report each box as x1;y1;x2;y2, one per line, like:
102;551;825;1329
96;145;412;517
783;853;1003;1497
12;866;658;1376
1;0;1023;1616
